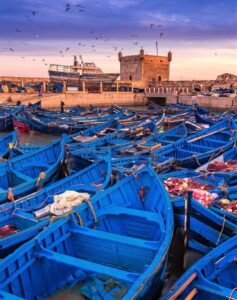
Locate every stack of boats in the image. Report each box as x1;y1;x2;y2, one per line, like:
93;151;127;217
0;101;236;299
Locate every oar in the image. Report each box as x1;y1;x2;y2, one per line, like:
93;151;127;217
187;127;227;143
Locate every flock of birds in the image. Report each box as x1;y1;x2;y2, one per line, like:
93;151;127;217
2;2;167;68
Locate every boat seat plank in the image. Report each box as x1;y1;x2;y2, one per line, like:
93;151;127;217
22;162;51;169
8;170;33;183
97;206;164;226
69;225;160;251
36;247;140;283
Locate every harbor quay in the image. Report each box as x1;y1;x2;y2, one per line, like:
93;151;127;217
1;50;236;110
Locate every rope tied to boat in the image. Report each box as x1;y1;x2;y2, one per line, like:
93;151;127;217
35;172;46;187
208;148;224;163
220;185;228;198
138;186;146;201
7;188;14;202
215;215;226;246
82;197;97;224
50;209;84;225
192;155;202;166
228;287;237;300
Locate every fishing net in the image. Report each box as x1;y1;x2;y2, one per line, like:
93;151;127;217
207;160;237;172
50;190;90;215
216;199;237;214
164;177;214;196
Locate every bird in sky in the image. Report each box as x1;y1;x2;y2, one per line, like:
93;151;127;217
65;47;70;51
15;28;21;32
65;4;70;12
9;48;14;52
32;11;39;16
160;32;164;37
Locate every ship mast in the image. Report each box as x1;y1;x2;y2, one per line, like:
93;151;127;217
72;55;82;73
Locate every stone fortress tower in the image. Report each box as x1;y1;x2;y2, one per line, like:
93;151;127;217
118;48;172;85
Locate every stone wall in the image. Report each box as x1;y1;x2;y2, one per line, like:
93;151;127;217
143;55;170;83
119;55;142;81
0;92;146;108
0;76;49;84
119;50;171;85
148;79;237;92
147;92;237;110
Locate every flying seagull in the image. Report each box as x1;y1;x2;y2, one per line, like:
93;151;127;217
65;4;70;11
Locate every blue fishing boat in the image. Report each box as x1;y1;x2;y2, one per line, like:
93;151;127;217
0;155;111;257
24;110;137;134
171;196;236;254
195;111;223;125
193;102;210;115
162;234;237;299
70;119;120;139
150;123;188;146
0;166;173;299
0;138;65;204
0;106;22;132
209;186;237;226
23;110;87;134
0;131;17;159
153;119;237;169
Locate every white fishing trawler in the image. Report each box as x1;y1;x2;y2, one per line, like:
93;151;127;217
49;55;119;85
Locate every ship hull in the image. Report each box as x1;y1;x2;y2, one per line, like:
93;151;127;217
49;71;119;84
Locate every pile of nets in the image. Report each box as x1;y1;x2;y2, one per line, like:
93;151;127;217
164;177;214;197
207;160;237;172
164;177;218;207
216;199;237;214
50;190;90;215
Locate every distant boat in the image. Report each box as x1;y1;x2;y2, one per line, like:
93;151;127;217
153;118;237;169
0;131;17;158
0;138;65;204
49;55;119;88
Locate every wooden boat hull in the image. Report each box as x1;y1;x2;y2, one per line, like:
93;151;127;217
162;235;237;299
0;131;17;159
0;156;111;256
0;138;65;204
153;119;237;169
0;166;173;299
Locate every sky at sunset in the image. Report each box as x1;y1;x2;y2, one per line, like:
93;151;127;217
0;0;236;80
